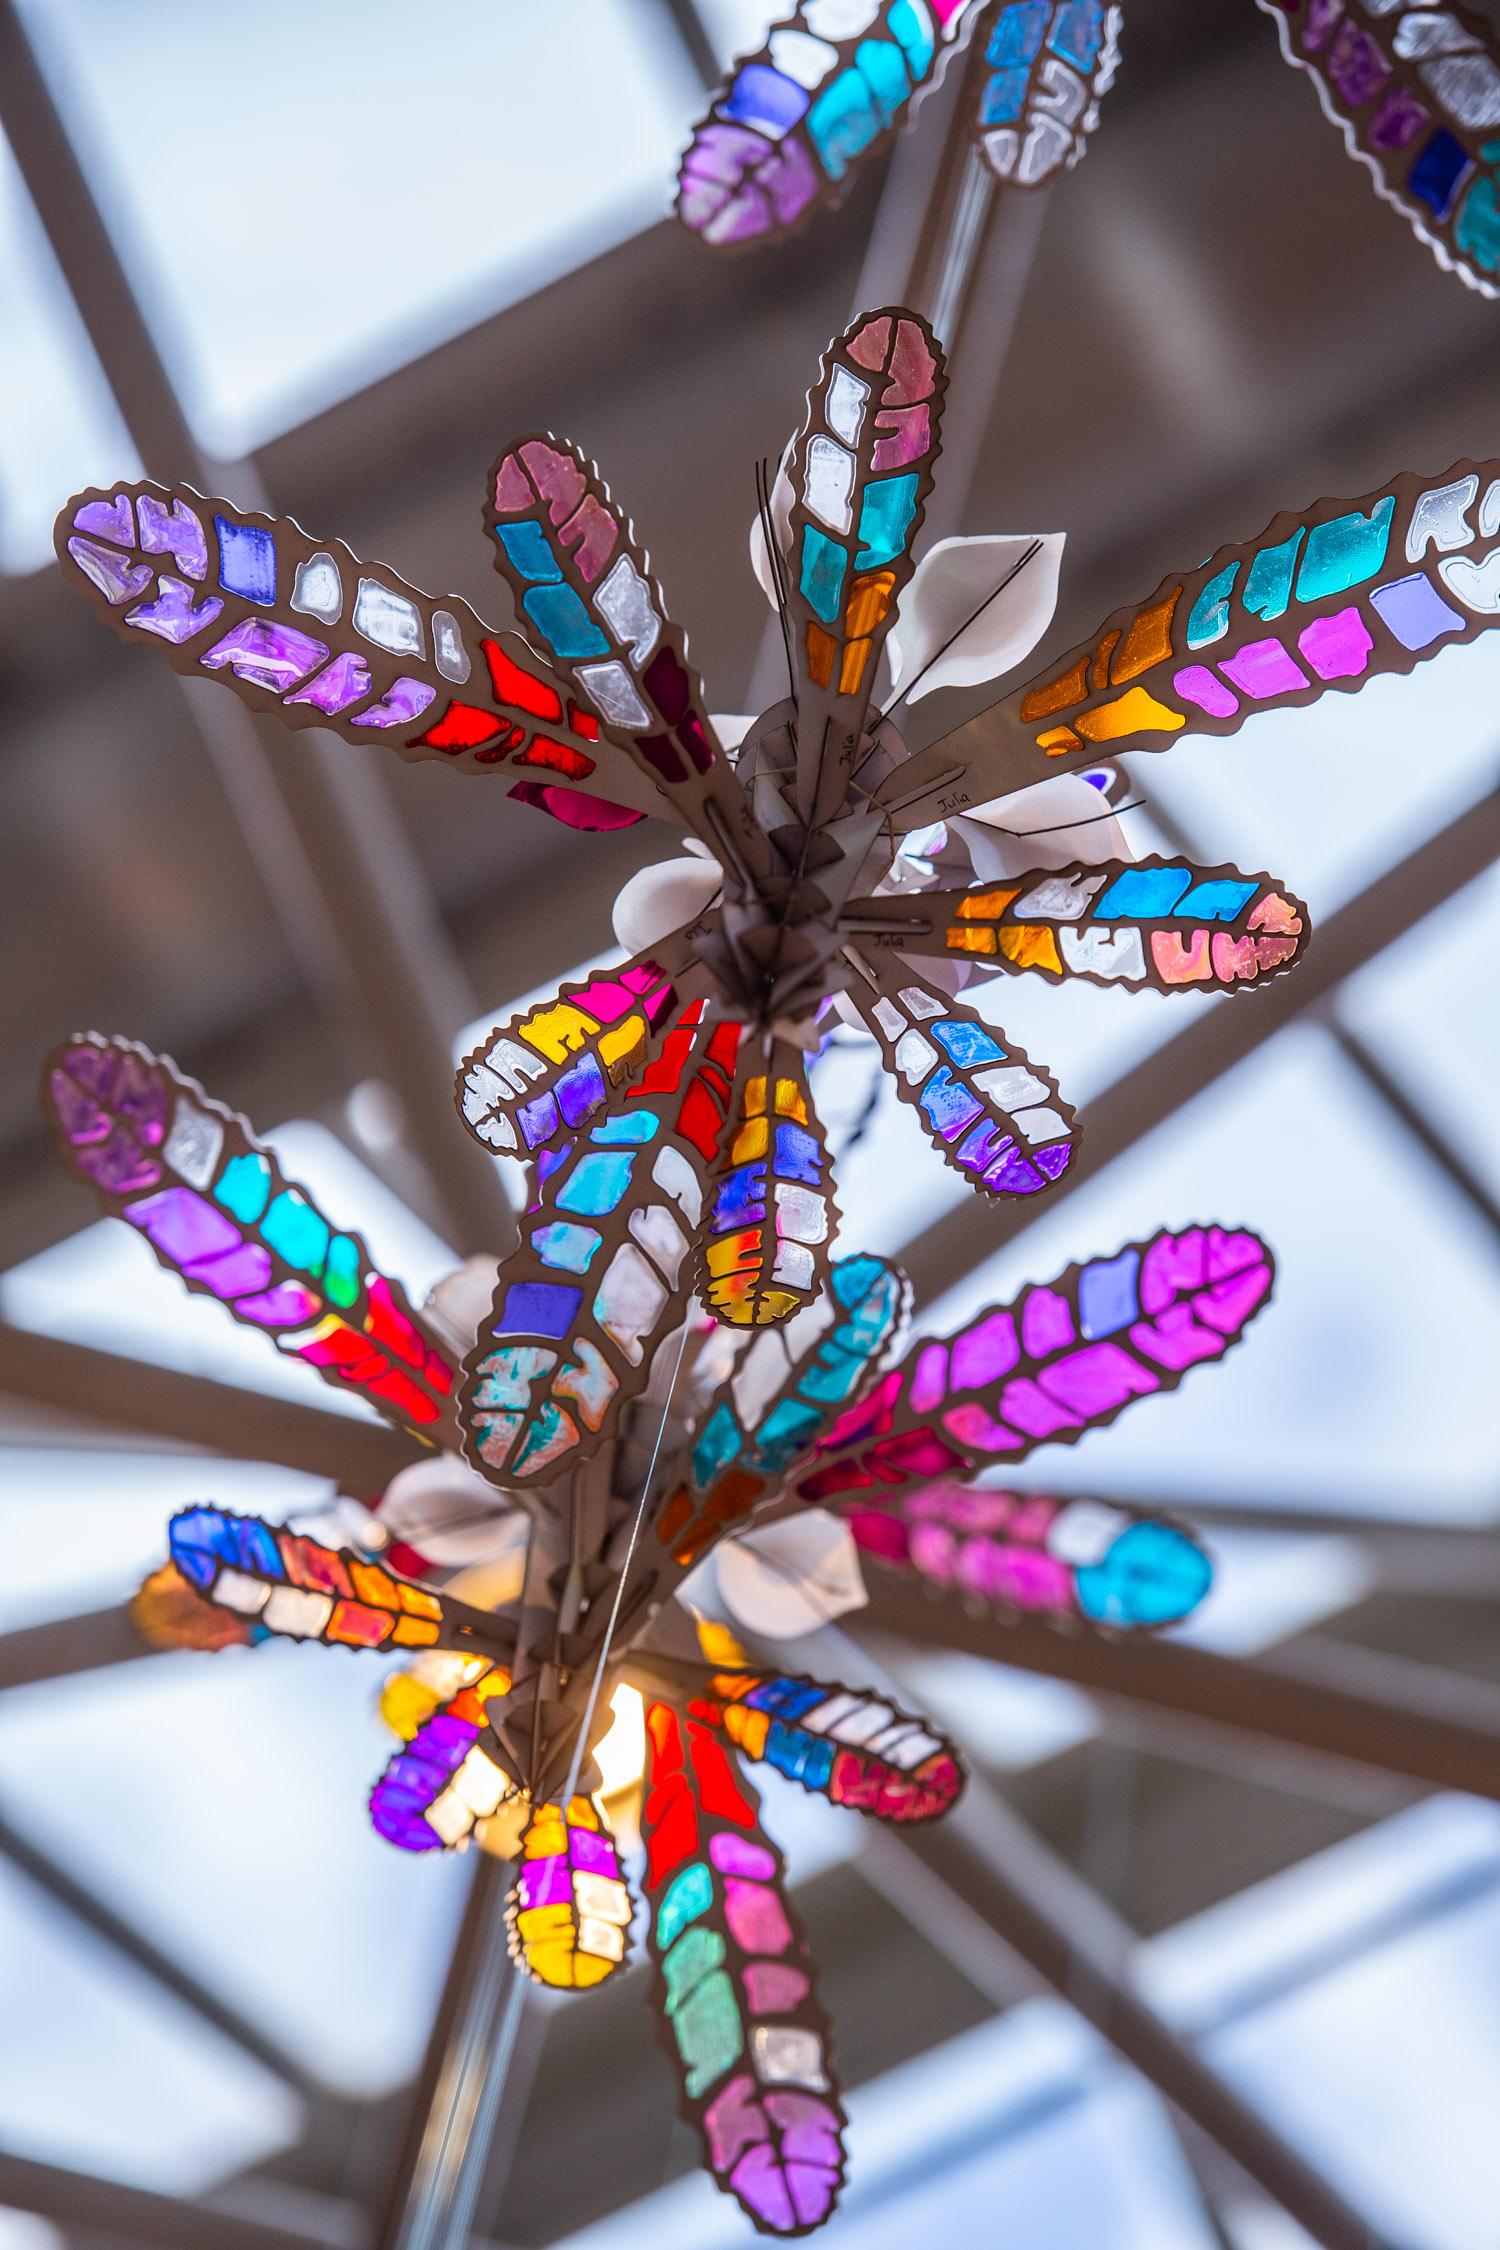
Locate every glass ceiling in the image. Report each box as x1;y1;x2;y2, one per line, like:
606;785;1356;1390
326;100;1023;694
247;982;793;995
3;2;1498;2241
547;1796;1500;2250
5;0;716;475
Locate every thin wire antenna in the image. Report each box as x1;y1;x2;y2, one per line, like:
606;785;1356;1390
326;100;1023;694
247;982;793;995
766;459;798;698
873;537;1044;729
380;1499;527;1552
980;797;1143;841
756;456;796;698
557;1318;694;1810
760;455;793;623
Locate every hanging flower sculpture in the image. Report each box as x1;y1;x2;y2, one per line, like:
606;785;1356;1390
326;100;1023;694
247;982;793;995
42;1028;1272;2236
55;306;1499;1494
678;0;1500;295
1258;0;1500;295
676;0;1121;237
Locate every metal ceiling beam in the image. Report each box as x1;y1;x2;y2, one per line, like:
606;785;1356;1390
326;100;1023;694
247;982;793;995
653;0;721;94
898;785;1500;1307
1124;1493;1499;1543
794;1625;1398;2250
0;1803;332;2102
912;1791;1411;2250
0;1322;424;1489
859;1569;1500;1801
0;1602;147;1693
0;1;513;1254
1325;1010;1500;1240
0;2150;521;2250
1140;773;1500;1250
929;1485;1500;1594
0;2152;354;2250
1198;1511;1500;1598
374;1850;525;2250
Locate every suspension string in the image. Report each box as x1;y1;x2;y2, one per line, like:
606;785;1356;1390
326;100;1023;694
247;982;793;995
557;1318;694;1811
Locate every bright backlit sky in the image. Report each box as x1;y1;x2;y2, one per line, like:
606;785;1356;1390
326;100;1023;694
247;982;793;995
1;0;770;569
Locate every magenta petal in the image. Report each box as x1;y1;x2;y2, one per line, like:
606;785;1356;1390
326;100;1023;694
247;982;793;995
201;618;328;691
185;1242;272;1299
286;650;372;714
126;1186;237;1262
138;493;207;580
84;1129;161;1194
238;1281;321;1327
48;1068;109;1147
62;1044;119;1099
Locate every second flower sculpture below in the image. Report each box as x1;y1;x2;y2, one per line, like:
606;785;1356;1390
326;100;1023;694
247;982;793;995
44;1028;1274;2237
56;303;1498;1493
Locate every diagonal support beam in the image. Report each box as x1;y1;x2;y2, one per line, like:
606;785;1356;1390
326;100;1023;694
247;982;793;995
0;2151;349;2250
0;1322;424;1489
1137;767;1500;1252
791;1623;1407;2250
899;787;1500;1307
0;1603;149;1693
655;0;720;93
909;1786;1411;2250
0;1803;332;2102
858;1568;1500;1802
1182;1505;1500;1596
374;1850;524;2250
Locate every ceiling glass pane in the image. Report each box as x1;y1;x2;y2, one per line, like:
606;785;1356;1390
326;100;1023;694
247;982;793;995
17;0;703;455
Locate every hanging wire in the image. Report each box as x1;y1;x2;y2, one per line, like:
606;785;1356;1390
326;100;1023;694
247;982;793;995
756;456;796;699
557;1318;695;1810
977;798;1144;840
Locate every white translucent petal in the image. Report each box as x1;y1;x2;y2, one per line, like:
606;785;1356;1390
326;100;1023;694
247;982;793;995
577;658;651;728
611;855;722;952
423;1256;507;1352
768;26;839;85
716;1509;867;1638
826;363;870;447
352;577;424;656
747;442;796;610
629;1200;690;1284
574;1872;632;1925
214;1569;269;1615
885;531;1065;702
262;1586;331;1639
379;1445;524;1572
752;2023;829;2089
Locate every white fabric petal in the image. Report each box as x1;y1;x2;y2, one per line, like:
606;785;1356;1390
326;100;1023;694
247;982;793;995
423;1253;504;1355
953;774;1135;882
379;1453;525;1572
714;1510;868;1638
748;443;797;610
886;532;1065;703
612;855;723;952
